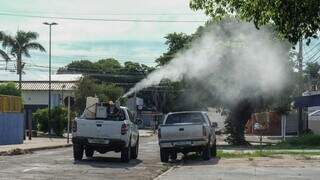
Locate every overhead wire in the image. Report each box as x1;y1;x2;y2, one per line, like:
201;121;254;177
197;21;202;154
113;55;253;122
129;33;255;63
0;12;206;23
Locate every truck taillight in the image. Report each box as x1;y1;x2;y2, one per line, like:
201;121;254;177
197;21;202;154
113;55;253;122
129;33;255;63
202;125;206;136
121;124;129;135
158;128;161;139
72;121;77;132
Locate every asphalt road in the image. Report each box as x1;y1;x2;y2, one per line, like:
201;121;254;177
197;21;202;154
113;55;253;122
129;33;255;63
158;156;320;180
0;136;166;180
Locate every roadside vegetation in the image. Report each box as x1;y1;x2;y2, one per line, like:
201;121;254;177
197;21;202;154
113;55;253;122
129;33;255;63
270;135;320;149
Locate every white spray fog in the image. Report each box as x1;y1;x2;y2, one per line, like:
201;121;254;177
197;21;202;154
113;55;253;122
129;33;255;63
123;21;289;104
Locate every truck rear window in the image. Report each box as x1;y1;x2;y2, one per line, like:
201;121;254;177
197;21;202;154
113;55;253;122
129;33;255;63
165;113;205;125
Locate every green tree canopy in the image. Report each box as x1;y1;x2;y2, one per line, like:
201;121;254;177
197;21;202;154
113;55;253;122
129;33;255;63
189;0;320;44
0;82;21;96
156;33;192;66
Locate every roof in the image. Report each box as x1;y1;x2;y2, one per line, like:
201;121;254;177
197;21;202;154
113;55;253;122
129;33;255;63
0;74;82;91
20;82;77;91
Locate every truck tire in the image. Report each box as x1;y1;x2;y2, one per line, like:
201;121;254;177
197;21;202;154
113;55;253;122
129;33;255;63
73;144;84;161
170;152;177;161
85;149;94;158
202;144;211;160
160;148;169;163
131;138;139;159
211;140;217;157
121;141;131;162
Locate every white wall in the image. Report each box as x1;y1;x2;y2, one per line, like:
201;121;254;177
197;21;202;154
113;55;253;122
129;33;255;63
22;90;74;106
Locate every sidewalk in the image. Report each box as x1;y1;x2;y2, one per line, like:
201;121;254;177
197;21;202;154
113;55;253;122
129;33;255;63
0;137;71;156
139;129;155;137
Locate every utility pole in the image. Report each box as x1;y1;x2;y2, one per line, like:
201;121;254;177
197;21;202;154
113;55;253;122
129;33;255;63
43;22;58;135
297;39;304;135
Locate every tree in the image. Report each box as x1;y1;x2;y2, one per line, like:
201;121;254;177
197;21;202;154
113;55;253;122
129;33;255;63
96;84;124;102
74;76;97;112
189;0;320;44
96;58;122;73
156;33;192;66
0;31;11;70
1;31;46;90
0;82;21;96
304;62;320;90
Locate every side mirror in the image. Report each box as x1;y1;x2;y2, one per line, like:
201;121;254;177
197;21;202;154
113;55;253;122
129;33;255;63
211;122;218;128
135;118;143;125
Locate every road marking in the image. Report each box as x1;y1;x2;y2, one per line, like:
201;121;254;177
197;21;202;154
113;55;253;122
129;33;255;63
22;167;39;172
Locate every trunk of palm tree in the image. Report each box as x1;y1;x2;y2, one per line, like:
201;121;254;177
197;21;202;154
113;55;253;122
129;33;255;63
17;52;22;91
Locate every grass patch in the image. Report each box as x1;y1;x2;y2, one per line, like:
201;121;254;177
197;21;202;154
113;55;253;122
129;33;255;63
270;134;320;149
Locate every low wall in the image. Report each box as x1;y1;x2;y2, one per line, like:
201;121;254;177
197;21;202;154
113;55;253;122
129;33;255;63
0;113;24;145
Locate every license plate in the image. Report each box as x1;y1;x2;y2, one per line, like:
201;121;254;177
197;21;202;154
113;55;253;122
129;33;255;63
88;138;110;144
174;141;191;146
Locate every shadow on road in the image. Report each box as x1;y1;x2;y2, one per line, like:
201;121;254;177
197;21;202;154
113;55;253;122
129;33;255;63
74;156;142;168
168;153;220;166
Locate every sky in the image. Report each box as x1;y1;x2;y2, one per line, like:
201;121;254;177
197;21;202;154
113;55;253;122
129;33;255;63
0;0;208;80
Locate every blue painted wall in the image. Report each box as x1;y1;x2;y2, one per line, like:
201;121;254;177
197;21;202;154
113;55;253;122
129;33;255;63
0;113;24;145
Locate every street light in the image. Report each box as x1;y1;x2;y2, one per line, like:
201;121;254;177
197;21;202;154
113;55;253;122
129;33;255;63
43;22;58;135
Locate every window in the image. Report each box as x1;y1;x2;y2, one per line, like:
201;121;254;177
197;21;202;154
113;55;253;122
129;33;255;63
165;113;205;125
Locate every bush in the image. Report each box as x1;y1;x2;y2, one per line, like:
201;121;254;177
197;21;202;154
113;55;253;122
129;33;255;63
0;82;21;96
33;106;69;136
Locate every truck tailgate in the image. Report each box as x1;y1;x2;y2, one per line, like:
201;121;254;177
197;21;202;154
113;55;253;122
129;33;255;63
160;123;204;141
76;118;123;139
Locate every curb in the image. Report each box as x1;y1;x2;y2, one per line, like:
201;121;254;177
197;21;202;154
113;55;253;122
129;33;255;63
153;166;175;180
0;144;73;156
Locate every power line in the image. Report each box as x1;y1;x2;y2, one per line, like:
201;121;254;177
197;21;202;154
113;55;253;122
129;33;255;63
0;12;206;23
0;10;202;16
304;42;320;57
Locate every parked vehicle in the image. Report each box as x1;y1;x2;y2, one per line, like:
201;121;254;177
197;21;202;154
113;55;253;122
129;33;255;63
72;104;141;162
308;110;320;134
158;111;217;162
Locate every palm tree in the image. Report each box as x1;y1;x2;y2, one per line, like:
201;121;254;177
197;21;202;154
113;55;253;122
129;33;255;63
2;31;46;90
0;31;10;70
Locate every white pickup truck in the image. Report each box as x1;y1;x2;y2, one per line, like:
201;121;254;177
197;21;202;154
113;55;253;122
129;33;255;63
72;106;141;162
158;111;217;162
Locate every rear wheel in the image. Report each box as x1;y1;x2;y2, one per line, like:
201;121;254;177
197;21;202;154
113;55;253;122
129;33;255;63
73;144;84;161
202;143;211;160
131;138;139;159
160;148;169;163
211;140;217;157
170;152;177;161
85;149;94;158
121;141;131;162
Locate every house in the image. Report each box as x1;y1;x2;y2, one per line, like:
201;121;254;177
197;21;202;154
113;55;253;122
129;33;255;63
0;74;82;135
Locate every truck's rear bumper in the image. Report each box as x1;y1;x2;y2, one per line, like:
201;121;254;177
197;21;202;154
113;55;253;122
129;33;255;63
159;139;208;148
72;137;126;152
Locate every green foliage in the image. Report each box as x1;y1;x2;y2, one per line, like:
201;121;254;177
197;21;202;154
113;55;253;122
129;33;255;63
74;76;124;112
0;82;21;96
156;32;192;66
60;58;153;75
33;106;70;136
74;76;97;112
96;84;124;102
304;62;320;80
189;0;320;44
275;134;320;149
